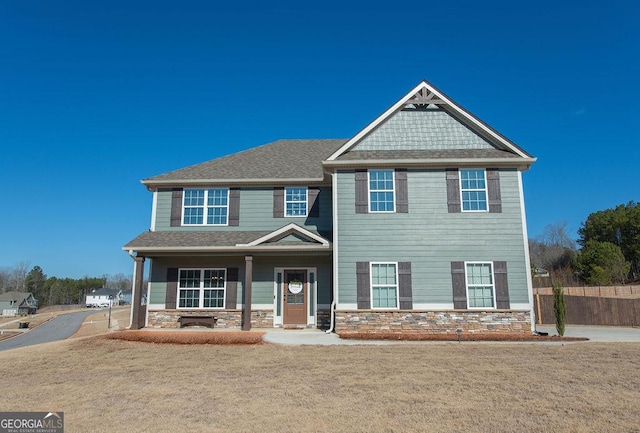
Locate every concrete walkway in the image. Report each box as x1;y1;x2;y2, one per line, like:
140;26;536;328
263;329;412;346
263;325;640;346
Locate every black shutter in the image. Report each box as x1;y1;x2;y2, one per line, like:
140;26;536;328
398;262;412;309
170;189;184;227
494;261;510;309
225;267;239;309
228;188;240;226
166;268;178;309
273;187;284;218
446;169;461;213
356;261;370;309
487;169;502;213
395;169;408;213
355;170;368;214
308;188;320;217
451;261;467;309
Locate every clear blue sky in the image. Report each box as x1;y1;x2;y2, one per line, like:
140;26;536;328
1;1;638;279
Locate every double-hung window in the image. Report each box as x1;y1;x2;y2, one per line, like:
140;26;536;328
371;263;398;308
460;169;487;211
183;188;229;225
285;187;308;217
178;268;226;309
369;170;395;212
465;262;495;308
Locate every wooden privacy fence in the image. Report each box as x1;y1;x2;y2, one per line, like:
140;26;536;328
534;295;640;327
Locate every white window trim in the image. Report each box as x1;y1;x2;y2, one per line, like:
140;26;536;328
182;188;230;226
284;187;308;217
459;169;488;213
464;261;496;310
177;268;226;309
370;262;399;310
368;169;396;213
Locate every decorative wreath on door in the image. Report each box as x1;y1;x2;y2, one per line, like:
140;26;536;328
288;279;303;294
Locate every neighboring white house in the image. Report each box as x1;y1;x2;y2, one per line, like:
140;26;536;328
86;288;122;308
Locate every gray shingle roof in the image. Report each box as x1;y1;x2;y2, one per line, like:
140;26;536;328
124;229;332;251
124;231;272;249
0;291;33;303
144;139;347;185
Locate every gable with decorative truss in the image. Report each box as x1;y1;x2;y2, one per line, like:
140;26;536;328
235;223;330;248
327;80;534;162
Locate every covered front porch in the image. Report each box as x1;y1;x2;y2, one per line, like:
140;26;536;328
123;224;333;331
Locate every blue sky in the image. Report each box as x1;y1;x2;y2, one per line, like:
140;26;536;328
1;1;638;279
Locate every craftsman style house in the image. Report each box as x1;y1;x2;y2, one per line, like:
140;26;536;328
124;80;537;334
0;292;38;316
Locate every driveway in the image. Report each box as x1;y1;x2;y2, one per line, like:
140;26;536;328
0;310;97;352
535;324;640;342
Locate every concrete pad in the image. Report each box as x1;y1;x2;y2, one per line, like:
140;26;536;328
536;325;640;343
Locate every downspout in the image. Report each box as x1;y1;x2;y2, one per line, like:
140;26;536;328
326;171;339;333
518;171;537;333
127;249;136;330
326;300;336;334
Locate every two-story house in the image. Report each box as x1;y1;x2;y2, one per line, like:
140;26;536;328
123;80;537;334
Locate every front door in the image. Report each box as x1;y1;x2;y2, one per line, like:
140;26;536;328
283;270;307;325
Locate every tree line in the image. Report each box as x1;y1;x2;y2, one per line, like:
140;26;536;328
530;201;640;286
0;263;132;307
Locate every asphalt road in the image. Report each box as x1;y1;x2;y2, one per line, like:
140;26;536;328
0;310;98;352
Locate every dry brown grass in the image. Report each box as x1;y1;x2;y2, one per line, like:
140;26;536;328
1;337;639;433
70;307;132;339
104;330;265;344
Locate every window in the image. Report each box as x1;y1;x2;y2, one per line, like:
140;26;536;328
178;268;226;308
371;263;398;308
460;169;487;211
285;187;308;216
183;189;229;225
369;170;395;212
466;262;495;308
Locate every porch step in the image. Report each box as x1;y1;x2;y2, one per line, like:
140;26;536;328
282;324;308;330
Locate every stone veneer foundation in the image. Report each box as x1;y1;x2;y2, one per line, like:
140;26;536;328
147;309;332;329
147;310;274;329
335;310;532;334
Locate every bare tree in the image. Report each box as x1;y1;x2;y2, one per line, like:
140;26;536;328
529;222;577;286
105;273;133;291
1;261;32;292
0;267;10;293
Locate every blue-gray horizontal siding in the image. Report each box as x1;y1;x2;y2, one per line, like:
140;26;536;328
354;110;494;151
148;255;332;308
154;187;332;233
336;169;529;306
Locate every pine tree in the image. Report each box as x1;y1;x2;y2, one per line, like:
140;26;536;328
552;281;567;336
